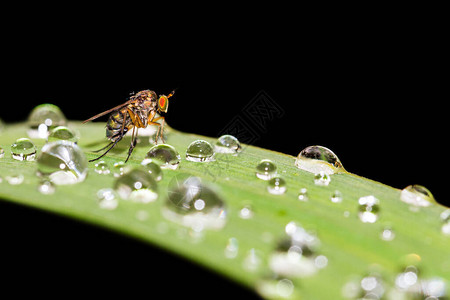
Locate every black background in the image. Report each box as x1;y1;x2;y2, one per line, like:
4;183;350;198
0;15;447;298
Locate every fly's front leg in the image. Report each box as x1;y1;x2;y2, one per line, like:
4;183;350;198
149;116;165;144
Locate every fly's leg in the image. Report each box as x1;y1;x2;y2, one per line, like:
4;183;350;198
150;116;165;144
92;141;114;153
125;127;138;163
89;138;121;162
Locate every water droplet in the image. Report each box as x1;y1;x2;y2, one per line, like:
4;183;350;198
162;175;226;231
380;227;395;241
400;185;436;207
10;138;37;161
145;144;180;170
114;167;158;203
38;180;55;194
297;188;309;201
255;159;277;180
331;190;343;203
441;209;450;236
94;161;110;175
239;205;254;219
358;195;380;223
314;171;331;186
112;161;126;177
224;237;239;259
185;140;215;162
295;145;345;174
36;140;88;185
0;147;4;158
342;273;386;299
268;177;287;195
27;103;67;138
96;188;119;210
47;126;78;143
5;174;24;185
141;159;163;181
242;248;263;272
269;222;321;278
215;134;242;154
256;278;296;299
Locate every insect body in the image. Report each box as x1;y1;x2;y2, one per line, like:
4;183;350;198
83;89;174;162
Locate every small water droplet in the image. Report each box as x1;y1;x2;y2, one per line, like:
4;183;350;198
256;278;296;299
215;135;242;154
255;159;277;180
380;227;395;241
269;222;321;278
441;209;450;236
342;273;386;299
331;190;343;203
141;159;163;181
400;185;436;207
112;161;126;177
295;145;345;174
96;188;119;210
135;210;149;221
314;171;331;186
297;188;309;201
162;175;226;231
268;177;287;195
185;140;215;162
36;140;88;185
224;237;239;259
5;174;24;185
145;144;180;169
38;180;55;194
0;147;4;158
94;161;110;175
239;205;254;219
114;167;158;203
242;248;263;272
47;126;78;143
27;103;67;138
11;138;37;161
358;195;380;223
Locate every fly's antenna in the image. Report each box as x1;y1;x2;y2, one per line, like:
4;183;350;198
167;88;178;98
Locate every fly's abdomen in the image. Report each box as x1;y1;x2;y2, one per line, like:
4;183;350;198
106;110;131;141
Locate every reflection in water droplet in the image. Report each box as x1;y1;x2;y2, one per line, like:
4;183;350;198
97;188;119;210
358;195;380;223
11;138;37;161
256;159;277;180
331;190;343;203
297;188;308;201
146;144;180;169
295;145;345;174
5;174;24;185
400;185;436;207
162;175;226;231
141;159;163;181
38;180;55;194
47;126;78;143
27;103;67;138
224;237;239;259
36;141;88;185
185;140;215;162
114;167;158;203
268;177;287;195
314;171;331;186
94;161;110;175
215;135;242;154
269;222;322;278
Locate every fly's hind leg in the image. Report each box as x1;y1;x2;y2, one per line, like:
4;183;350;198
125;127;138;163
89;138;121;162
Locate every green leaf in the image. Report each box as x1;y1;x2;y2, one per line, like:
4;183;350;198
0;121;449;299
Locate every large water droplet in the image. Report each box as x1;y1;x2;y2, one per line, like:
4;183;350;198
215;135;242;154
141;159;163;181
162;175;226;231
114;167;158;203
185;140;215;162
47;126;78;143
295;145;345;175
27;103;67;138
256;159;277;180
36;140;88;185
267;177;287;195
400;185;436;207
145;144;180;170
269;222;322;278
10;138;37;161
358;195;380;223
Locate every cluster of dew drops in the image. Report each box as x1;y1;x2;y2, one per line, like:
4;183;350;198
1;104;449;299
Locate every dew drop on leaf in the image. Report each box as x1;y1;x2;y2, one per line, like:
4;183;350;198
400;184;436;207
47;126;78;143
146;144;180;170
267;177;287;195
114;167;158;203
358;195;380;223
215;134;242;154
295;145;345;175
10;137;37;161
27;103;67;139
185;139;215;162
256;159;277;180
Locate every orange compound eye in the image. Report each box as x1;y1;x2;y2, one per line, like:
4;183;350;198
158;96;169;112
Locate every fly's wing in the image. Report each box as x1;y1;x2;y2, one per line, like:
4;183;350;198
82;99;134;123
